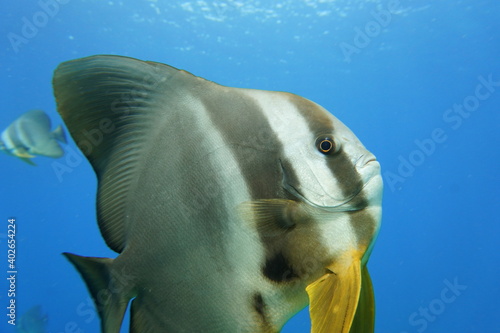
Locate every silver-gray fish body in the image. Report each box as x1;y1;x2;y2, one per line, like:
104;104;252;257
53;55;383;333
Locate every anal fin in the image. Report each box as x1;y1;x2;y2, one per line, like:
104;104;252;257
130;298;157;333
349;265;375;333
63;253;133;333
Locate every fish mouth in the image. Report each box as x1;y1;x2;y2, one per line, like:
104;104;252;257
284;181;372;213
281;159;380;213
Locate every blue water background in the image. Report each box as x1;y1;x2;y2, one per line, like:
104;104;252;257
1;1;499;332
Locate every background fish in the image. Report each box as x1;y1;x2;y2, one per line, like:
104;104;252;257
0;110;66;165
15;305;48;333
53;55;383;333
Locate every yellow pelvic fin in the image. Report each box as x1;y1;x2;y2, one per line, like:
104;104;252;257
13;147;35;158
306;250;364;333
19;157;37;166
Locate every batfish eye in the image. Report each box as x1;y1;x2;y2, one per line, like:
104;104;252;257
316;136;339;155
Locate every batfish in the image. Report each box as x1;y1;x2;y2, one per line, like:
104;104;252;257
16;305;48;333
0;109;66;165
53;55;383;333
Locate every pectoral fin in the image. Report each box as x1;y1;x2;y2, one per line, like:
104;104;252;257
239;199;306;237
306;251;363;333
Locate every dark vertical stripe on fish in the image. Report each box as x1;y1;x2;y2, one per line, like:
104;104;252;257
252;293;274;332
200;90;306;283
284;93;374;243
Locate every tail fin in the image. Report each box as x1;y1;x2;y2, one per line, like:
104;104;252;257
63;253;134;333
51;124;67;144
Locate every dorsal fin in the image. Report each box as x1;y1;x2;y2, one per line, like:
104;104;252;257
52;55;205;252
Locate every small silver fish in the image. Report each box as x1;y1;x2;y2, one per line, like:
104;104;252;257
53;55;383;333
0;110;66;165
15;305;48;333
